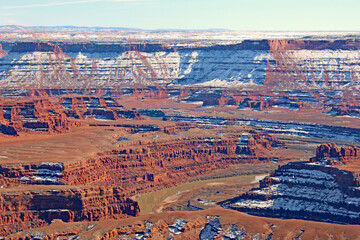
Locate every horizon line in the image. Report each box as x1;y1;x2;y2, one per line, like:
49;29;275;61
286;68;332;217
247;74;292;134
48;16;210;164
1;25;360;33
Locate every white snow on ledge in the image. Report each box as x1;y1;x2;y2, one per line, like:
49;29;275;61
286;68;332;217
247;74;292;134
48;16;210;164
230;163;360;221
191;79;259;88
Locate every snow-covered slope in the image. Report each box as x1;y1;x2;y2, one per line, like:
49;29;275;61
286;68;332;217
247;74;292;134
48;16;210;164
0;40;360;89
0;47;269;88
173;50;268;87
222;159;360;224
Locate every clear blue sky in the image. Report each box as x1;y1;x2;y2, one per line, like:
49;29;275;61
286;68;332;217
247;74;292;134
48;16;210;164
0;0;359;31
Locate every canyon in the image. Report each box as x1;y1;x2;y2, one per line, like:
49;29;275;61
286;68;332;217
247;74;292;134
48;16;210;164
0;29;360;238
0;120;294;235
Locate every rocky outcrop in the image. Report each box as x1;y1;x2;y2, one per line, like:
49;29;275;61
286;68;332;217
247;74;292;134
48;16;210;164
236;132;286;156
0;98;78;135
312;143;360;163
0;95;142;135
60;96;143;120
329;105;360;118
222;143;360;224
0;186;139;236
0;43;7;58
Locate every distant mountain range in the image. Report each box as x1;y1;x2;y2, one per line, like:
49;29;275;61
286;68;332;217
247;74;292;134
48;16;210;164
0;25;144;32
0;25;233;33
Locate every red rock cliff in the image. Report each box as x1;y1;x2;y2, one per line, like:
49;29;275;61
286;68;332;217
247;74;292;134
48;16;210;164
0;186;139;236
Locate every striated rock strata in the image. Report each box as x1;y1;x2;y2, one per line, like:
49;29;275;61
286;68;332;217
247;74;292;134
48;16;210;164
222;143;360;224
62;132;285;195
0;131;286;189
1;40;360;89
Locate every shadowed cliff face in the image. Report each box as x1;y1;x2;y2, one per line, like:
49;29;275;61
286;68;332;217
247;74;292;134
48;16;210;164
1;40;360;89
